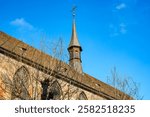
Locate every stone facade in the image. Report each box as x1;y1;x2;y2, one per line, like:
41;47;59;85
0;50;103;100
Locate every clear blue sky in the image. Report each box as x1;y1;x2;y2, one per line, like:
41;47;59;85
0;0;150;99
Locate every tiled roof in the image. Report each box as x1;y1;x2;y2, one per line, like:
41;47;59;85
0;31;55;69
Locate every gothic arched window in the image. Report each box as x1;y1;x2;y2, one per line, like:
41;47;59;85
47;81;62;100
78;92;88;100
41;80;62;100
11;66;30;100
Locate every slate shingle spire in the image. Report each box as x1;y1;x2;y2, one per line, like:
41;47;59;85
68;19;82;51
68;6;83;74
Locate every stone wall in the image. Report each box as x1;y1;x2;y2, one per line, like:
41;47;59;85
0;53;105;100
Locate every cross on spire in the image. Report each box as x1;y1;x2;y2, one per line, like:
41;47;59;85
72;5;77;20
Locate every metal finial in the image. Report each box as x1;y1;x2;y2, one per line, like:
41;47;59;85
72;5;77;19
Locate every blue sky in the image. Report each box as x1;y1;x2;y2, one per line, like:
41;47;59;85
0;0;150;99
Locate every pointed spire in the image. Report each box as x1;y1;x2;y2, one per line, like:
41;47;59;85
68;5;83;74
68;6;82;51
68;20;82;50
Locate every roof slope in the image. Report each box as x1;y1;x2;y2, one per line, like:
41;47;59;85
0;31;132;100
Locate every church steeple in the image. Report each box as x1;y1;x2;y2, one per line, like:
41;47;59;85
68;20;82;50
68;6;83;74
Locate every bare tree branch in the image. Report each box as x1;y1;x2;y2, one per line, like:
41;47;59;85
107;67;143;100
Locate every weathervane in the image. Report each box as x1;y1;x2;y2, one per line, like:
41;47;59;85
72;5;77;19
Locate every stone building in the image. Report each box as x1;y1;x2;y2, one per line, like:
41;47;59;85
0;16;132;100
